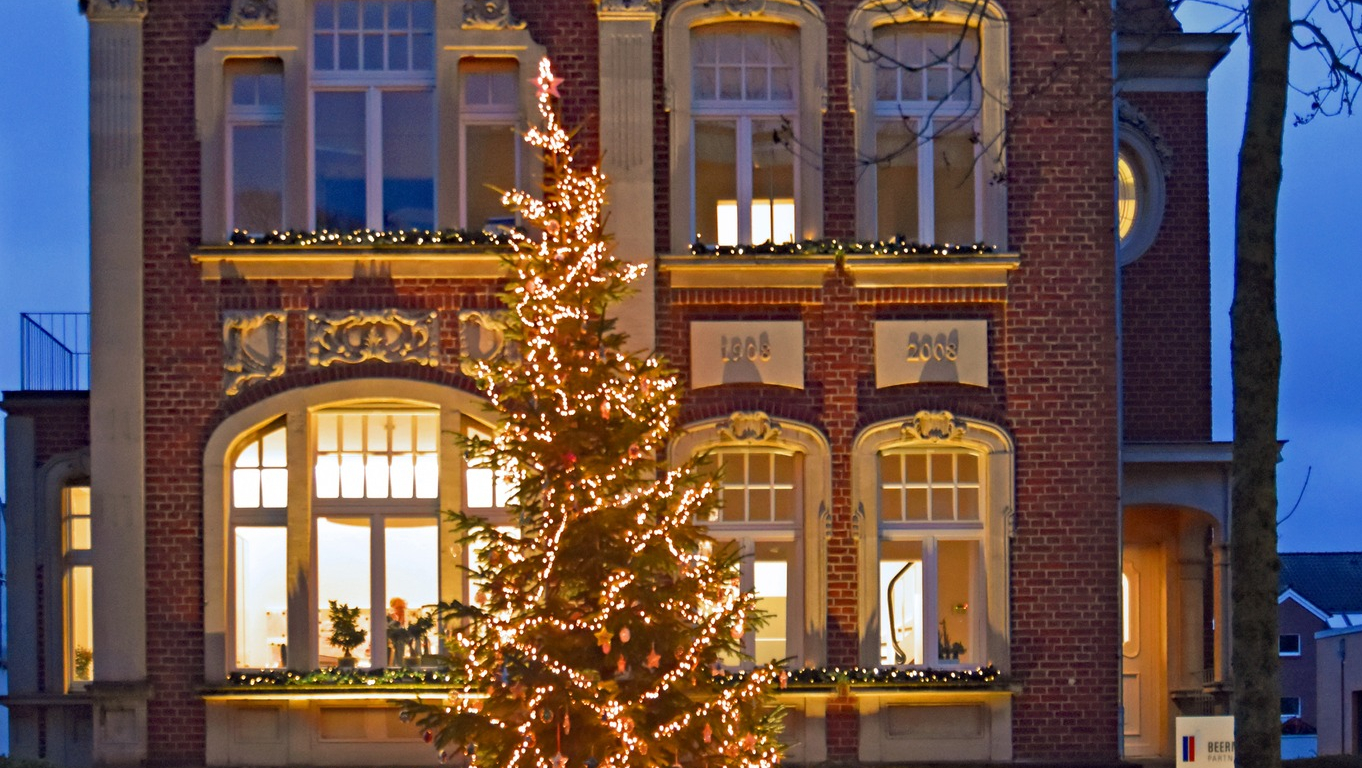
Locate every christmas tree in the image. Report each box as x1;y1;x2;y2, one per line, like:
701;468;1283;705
401;59;785;768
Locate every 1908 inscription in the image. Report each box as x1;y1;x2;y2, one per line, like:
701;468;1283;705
720;334;773;363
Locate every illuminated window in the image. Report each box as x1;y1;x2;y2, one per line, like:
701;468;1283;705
461;59;521;232
691;24;799;246
464;426;516;510
313;408;440;668
703;449;802;665
1117;153;1137;241
869;23;981;245
231;426;288;669
312;0;436;231
226;59;284;236
63;486;93;689
1115;126;1167;264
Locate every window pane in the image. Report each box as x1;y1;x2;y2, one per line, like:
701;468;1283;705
415;413;438;451
390;454;416;499
751;121;795;245
754;541;791;663
315;455;342;499
1117;153;1138;241
340;453;366;498
385;518;439;665
937;540;979;664
957;487;980;521
342;413;364;450
880;540;923;664
261;427;287;467
235;526;288;669
905;454;928;483
69;565;94;685
365;454;390;498
465;124;518;230
232;124;284;235
233;468;263;509
317;414;339;452
318;517;372;668
695;121;737;245
382;90;435;230
933;127;977;244
315;92;367;231
66;486;92;551
415;453;439;498
906;488;929;520
876;119;921;242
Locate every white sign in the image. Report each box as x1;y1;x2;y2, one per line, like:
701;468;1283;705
874;320;988;388
689;321;804;390
1175;716;1234;766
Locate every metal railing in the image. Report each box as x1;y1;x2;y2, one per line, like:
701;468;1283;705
19;312;90;391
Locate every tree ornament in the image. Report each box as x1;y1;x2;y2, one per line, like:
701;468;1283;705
600;399;611;419
743;734;757;750
563;451;577;468
731;622;744;639
616;654;627;674
619;626;631;643
639;743;649;756
703;724;713;743
551;754;568;768
424;730;434;743
645;644;661;670
594;626;613;651
779;670;789;689
628;444;641;460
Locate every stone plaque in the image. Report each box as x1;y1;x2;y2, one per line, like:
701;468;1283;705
690;321;803;390
875;320;988;388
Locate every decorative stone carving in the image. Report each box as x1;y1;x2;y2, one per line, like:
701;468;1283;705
223;311;286;396
458;309;513;376
83;0;148;19
596;0;662;18
851;502;865;529
899;410;967;443
717;0;767;15
307;309;439;368
1117;99;1174;165
217;0;278;29
463;0;526;30
718;411;782;443
1003;505;1016;539
818;501;832;541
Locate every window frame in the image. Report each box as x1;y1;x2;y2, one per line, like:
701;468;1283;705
1115;123;1167;265
669;413;831;668
205;380;493;678
1281;696;1302;720
663;0;827;253
194;0;545;243
62;484;94;690
225;58;286;236
853;411;1014;670
847;0;1009;247
1278;633;1302;657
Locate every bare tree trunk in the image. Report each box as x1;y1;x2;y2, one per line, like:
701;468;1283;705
1231;0;1290;765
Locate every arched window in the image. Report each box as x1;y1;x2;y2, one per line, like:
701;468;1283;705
848;0;1009;246
670;412;830;668
854;411;1013;669
231;424;289;669
663;0;827;252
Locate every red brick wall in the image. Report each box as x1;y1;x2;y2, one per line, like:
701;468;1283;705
1120;90;1214;442
134;0;1150;764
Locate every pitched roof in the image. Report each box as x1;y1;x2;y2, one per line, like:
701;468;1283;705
1279;552;1362;615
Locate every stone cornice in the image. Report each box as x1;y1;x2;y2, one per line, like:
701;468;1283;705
83;0;147;21
191;246;508;281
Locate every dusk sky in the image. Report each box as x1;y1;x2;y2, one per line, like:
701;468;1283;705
1;1;1359;551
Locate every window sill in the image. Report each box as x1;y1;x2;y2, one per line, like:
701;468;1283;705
660;252;1020;289
192;245;511;281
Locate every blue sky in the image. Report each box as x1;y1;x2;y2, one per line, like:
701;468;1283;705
0;1;1359;551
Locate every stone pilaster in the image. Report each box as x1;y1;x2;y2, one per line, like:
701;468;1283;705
596;0;660;350
86;1;149;766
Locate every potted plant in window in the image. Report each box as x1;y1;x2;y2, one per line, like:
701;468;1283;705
327;600;367;670
73;645;93;682
938;618;965;662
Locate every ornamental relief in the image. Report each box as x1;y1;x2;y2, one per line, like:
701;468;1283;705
717;411;782;443
595;0;661;16
899;410;966;443
217;0;278;29
223;310;287;396
462;0;526;30
82;0;148;19
307;309;440;368
458;309;514;376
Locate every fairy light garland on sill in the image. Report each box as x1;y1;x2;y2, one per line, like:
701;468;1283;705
223;664;1006;690
687;240;998;258
226;228;519;248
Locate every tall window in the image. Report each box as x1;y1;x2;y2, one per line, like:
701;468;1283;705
313;410;440;668
703;449;801;664
870;23;981;244
878;449;984;666
312;0;436;231
461;59;521;232
63;486;93;689
226;59;284;235
232;426;288;669
691;23;799;246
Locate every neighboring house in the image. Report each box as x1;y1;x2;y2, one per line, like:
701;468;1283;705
1279;552;1362;756
2;0;1233;766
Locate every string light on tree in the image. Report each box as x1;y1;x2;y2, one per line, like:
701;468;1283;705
400;58;785;768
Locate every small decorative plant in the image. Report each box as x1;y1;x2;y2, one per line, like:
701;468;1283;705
73;645;93;681
327;600;367;669
938;618;966;661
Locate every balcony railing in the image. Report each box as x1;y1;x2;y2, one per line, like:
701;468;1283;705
19;312;90;391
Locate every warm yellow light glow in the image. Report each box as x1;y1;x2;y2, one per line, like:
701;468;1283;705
1117;153;1137;241
715;199;795;246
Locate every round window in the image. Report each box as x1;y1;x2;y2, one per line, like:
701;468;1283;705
1116;129;1166;265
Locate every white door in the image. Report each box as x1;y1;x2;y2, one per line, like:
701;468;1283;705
1122;544;1167;758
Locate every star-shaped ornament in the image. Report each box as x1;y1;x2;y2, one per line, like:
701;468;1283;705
551;754;568;768
536;73;565;98
645;644;661;671
594;626;613;651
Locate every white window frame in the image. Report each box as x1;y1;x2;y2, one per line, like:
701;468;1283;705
225;59;286;236
458;59;524;231
848;0;1009;247
669;413;830;668
663;0;827;253
1279;633;1302;657
62;485;94;690
854;411;1014;670
194;0;545;243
